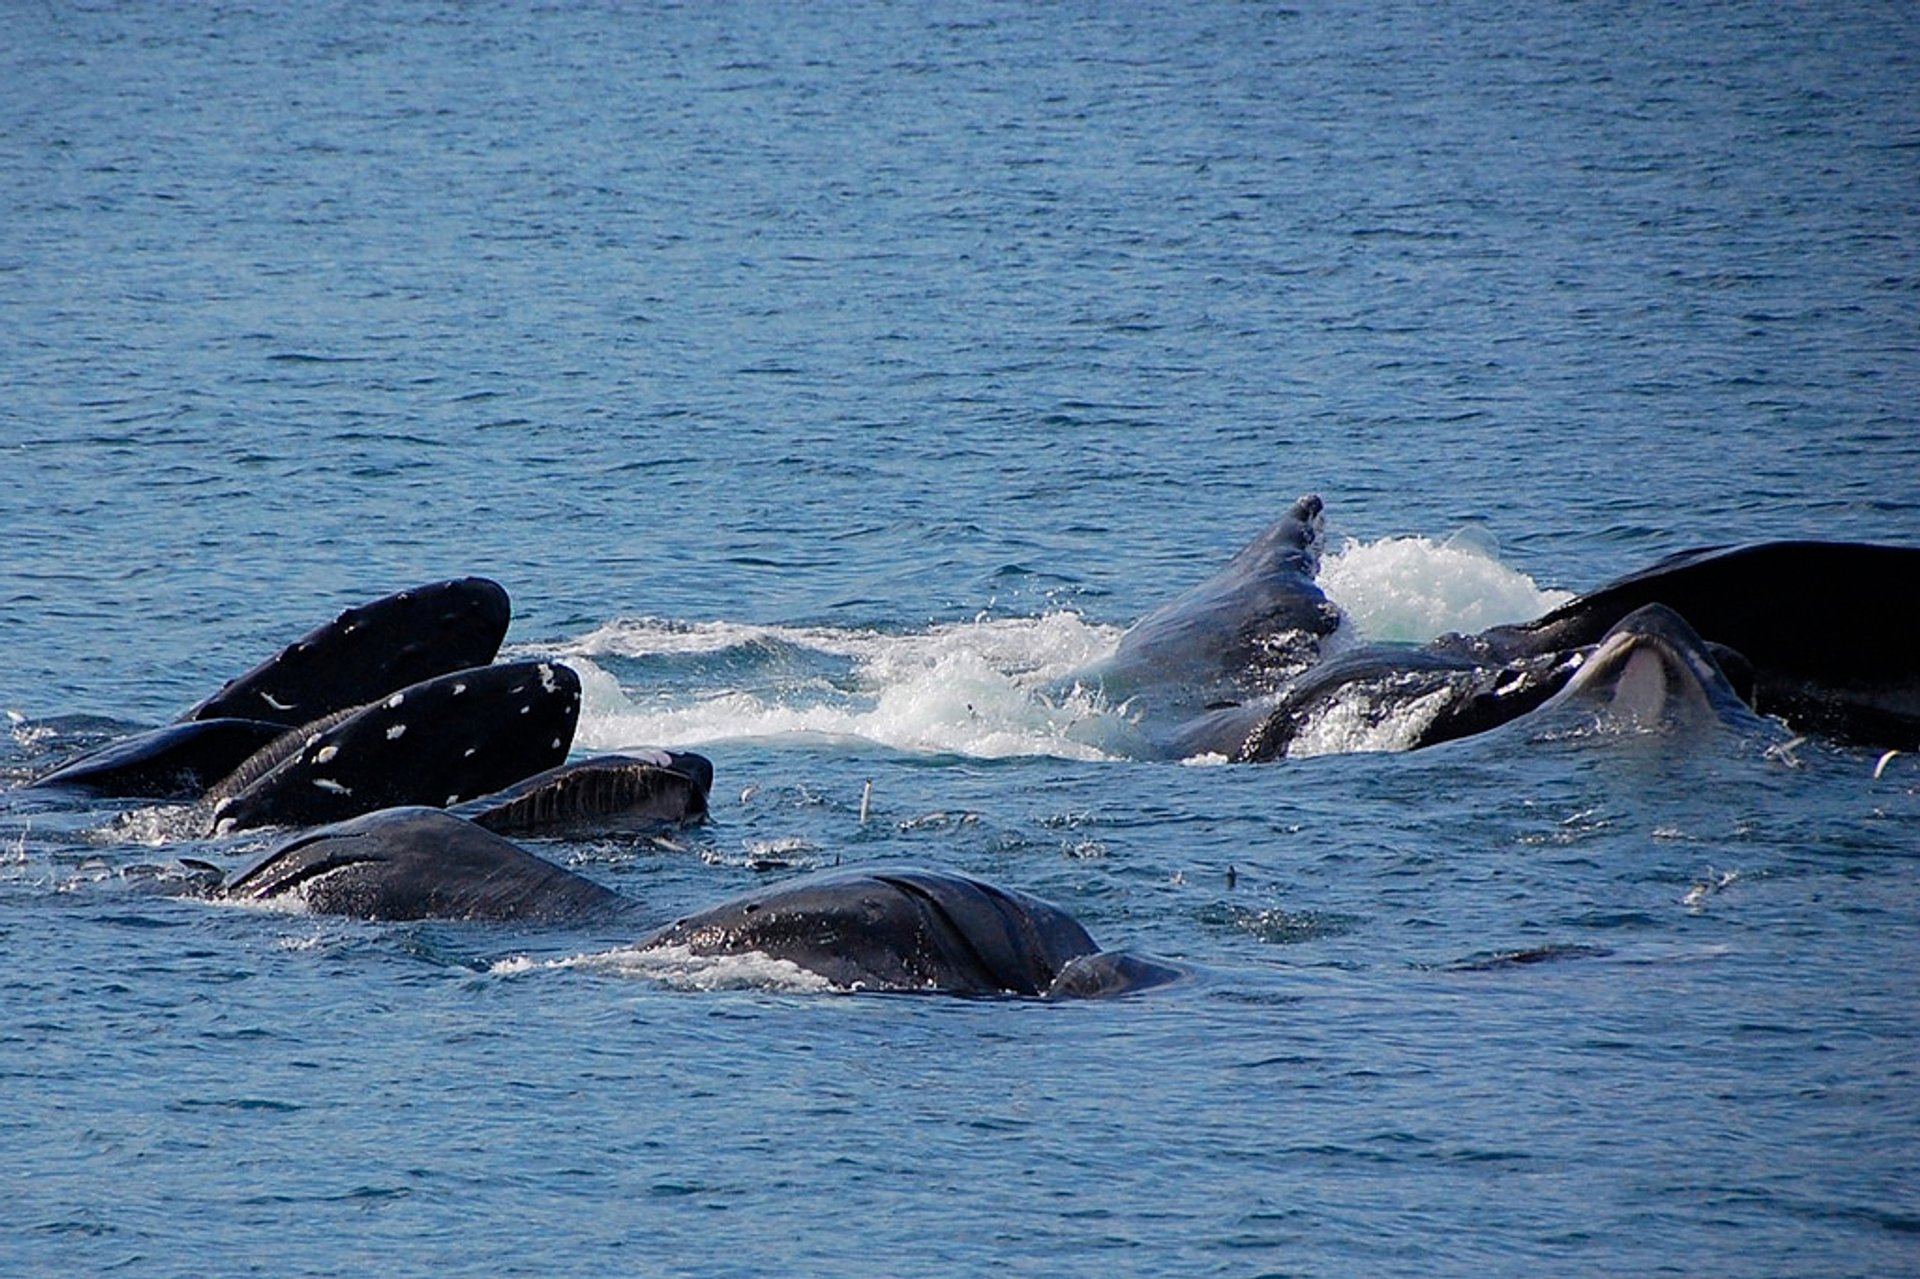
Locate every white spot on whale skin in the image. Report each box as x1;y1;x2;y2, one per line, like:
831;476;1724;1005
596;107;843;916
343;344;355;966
538;663;560;693
313;779;351;795
386;724;406;740
315;745;339;764
551;738;563;750
386;692;405;709
261;692;295;711
452;682;468;695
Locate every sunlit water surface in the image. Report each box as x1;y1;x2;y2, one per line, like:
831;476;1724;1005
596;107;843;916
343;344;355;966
4;3;1917;1276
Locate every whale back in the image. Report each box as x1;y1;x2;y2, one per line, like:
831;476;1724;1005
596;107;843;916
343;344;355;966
222;806;629;922
638;867;1103;996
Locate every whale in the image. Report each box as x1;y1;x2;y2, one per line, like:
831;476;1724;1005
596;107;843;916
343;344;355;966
185;576;511;727
1079;493;1586;760
1220;608;1758;760
1073;493;1342;733
218;806;633;923
25;715;295;800
638;866;1180;998
214;806;1176;999
204;660;583;834
1210;645;1586;762
1503;603;1778;741
1427;541;1920;748
27;577;512;800
1087;499;1916;757
452;751;714;837
18;580;717;844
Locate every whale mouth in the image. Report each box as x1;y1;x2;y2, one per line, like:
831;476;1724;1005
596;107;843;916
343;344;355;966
220;850;386;904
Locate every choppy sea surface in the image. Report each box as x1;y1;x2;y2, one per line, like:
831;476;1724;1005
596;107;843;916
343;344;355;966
4;3;1918;1275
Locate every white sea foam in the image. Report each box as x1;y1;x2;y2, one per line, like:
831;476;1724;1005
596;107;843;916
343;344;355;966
1287;684;1459;758
567;614;1136;762
492;944;840;993
1319;532;1572;643
110;803;209;847
553;536;1570;762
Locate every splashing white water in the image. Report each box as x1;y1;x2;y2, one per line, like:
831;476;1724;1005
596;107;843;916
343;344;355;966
1286;683;1461;758
494;944;841;993
553;535;1570;762
565;614;1138;762
1318;531;1572;643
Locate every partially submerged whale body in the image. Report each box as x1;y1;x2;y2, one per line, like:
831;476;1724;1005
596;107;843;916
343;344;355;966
641;867;1181;998
20;580;706;839
1514;604;1779;741
1075;493;1342;731
204;660;583;834
27;577;513;800
1429;541;1920;748
452;751;713;838
1230;605;1771;761
1223;645;1585;762
220;807;633;923
25;716;293;800
219;808;1176;999
185;576;512;727
1100;498;1918;757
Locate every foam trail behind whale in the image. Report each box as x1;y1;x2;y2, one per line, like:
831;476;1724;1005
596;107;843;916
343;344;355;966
550;536;1573;764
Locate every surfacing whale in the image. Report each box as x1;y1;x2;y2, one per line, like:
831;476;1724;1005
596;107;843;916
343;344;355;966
214;807;1177;1000
27;577;513;800
1086;498;1916;758
1072;493;1341;734
204;660;584;834
1504;603;1778;742
21;580;701;840
219;807;634;923
452;751;714;837
1428;540;1920;748
1072;492;1583;760
641;866;1179;998
185;576;512;727
25;716;293;801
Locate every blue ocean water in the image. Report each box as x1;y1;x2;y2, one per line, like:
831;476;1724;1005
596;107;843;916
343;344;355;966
4;3;1918;1275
